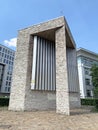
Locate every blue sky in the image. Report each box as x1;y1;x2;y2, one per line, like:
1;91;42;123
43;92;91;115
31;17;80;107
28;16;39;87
0;0;98;53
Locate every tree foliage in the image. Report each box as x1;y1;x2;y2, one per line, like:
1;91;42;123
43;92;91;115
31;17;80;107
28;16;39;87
90;64;98;98
91;64;98;86
90;64;98;110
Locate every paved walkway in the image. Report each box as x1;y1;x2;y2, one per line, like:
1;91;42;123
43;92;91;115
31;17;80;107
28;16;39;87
0;106;98;130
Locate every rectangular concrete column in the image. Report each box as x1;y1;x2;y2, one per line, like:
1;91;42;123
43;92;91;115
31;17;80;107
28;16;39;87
9;31;31;111
56;26;70;115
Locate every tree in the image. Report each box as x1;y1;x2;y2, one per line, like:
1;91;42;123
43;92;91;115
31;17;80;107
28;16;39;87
91;64;98;97
90;64;98;110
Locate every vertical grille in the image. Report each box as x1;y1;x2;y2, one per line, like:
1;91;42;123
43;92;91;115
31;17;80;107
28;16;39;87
31;36;56;91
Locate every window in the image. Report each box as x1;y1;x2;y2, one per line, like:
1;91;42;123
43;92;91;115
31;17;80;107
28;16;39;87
0;47;1;51
3;59;6;63
5;87;7;92
0;58;2;62
9;61;11;65
85;70;89;75
85;78;90;86
3;48;5;52
84;68;90;75
8;87;10;92
5;49;7;53
10;56;11;60
13;53;14;56
7;55;9;59
87;90;91;97
9;82;11;86
8;50;10;54
6;81;8;86
12;57;14;61
6;76;9;80
8;66;10;70
9;77;11;81
2;53;4;57
6;60;8;64
5;54;7;58
10;51;12;55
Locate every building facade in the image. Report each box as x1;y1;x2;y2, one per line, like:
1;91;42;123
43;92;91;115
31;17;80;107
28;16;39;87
77;48;98;98
9;16;80;115
0;44;15;95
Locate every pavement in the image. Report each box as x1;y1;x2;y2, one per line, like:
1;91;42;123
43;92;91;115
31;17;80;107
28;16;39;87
0;106;98;130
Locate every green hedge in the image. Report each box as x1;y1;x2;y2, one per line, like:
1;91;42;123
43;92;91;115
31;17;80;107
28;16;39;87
0;98;98;107
81;98;98;106
94;99;98;110
0;98;9;106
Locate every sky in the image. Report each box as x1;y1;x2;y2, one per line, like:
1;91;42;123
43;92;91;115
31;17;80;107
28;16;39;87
0;0;98;53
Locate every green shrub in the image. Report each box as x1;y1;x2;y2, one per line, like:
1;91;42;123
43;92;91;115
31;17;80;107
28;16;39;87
81;98;95;106
0;97;9;106
94;99;98;110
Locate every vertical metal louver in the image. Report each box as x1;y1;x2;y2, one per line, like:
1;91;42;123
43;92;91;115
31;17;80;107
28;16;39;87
31;36;56;91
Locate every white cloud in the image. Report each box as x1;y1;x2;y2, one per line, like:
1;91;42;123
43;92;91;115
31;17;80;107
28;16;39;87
4;38;17;47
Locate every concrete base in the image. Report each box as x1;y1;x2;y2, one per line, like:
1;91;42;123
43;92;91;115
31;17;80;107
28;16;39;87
24;91;56;111
9;91;80;112
9;91;56;111
69;92;81;109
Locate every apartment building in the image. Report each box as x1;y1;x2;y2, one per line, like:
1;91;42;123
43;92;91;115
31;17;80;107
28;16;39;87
77;48;98;98
0;44;15;94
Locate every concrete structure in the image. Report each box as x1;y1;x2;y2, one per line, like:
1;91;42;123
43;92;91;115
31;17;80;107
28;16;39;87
9;16;80;115
77;48;98;98
0;44;15;95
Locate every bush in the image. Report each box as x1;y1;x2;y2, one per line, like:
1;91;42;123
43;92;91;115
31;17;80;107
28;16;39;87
0;97;9;106
94;99;98;110
81;98;95;106
94;87;98;99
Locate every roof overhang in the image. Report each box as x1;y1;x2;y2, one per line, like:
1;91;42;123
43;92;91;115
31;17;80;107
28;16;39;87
19;16;76;48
